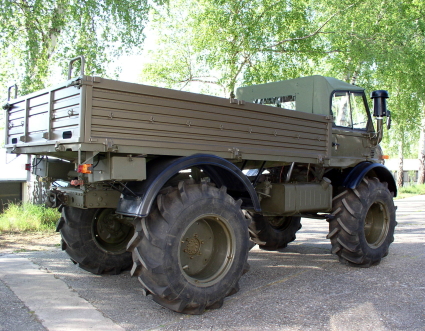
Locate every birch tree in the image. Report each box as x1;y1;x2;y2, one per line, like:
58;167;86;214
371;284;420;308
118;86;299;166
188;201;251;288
418;110;425;185
0;0;161;95
141;0;329;96
319;0;425;187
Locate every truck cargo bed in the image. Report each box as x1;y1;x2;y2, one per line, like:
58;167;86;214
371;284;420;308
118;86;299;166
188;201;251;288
5;76;332;163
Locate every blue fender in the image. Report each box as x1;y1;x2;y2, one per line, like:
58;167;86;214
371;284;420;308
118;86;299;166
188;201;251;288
116;154;261;217
343;161;397;197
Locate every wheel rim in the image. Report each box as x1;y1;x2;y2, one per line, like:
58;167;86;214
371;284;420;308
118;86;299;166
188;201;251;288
93;209;133;254
178;214;235;287
364;201;390;248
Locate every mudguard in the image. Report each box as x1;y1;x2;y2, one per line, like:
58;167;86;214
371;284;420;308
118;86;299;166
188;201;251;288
343;161;397;197
116;154;261;217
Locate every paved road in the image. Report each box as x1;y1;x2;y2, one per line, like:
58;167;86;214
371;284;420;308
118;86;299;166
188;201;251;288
1;196;424;331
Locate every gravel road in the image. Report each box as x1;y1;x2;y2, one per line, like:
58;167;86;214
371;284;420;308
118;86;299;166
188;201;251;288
1;195;424;331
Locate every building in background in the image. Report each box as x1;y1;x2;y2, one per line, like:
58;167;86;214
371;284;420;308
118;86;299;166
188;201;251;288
385;159;420;187
0;149;30;211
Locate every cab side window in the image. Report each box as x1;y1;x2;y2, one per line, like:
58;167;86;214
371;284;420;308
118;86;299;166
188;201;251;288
350;92;369;130
332;91;368;130
332;92;351;128
254;95;296;110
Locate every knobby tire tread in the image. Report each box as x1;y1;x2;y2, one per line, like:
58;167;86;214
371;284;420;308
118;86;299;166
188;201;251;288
248;213;302;250
59;207;132;275
328;177;396;267
128;181;250;314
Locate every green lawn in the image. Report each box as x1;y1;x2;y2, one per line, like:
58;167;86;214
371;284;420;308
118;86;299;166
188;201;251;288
0;203;60;233
395;184;425;200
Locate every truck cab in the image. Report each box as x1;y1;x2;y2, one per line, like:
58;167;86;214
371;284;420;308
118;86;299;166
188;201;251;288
236;75;381;167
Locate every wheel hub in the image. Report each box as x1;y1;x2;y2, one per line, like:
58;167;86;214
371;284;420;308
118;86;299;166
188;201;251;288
98;217;123;241
97;214;127;244
184;236;202;255
364;201;389;248
179;215;235;287
93;209;134;254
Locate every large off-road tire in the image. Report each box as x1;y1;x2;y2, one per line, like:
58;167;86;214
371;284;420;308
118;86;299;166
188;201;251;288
328;177;396;267
57;207;134;274
248;213;302;250
127;181;250;314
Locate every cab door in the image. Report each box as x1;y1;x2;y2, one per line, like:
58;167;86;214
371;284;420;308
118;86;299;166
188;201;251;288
331;91;374;167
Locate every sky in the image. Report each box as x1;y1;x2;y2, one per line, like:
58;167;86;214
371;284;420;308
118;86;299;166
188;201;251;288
115;54;146;83
109;22;158;84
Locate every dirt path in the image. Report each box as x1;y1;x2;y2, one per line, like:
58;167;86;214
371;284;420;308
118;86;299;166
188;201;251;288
0;232;60;255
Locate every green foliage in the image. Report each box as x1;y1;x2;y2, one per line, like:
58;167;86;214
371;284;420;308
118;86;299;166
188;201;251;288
396;184;425;200
317;0;425;158
0;0;160;95
141;0;327;96
0;202;60;233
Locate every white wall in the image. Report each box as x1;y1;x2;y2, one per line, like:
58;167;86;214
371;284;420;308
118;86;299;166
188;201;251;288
384;159;419;171
0;149;29;181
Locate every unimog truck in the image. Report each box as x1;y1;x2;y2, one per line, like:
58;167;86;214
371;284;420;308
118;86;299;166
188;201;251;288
3;56;396;314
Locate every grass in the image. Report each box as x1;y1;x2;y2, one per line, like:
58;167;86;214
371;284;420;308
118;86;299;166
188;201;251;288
396;183;425;200
0;202;60;233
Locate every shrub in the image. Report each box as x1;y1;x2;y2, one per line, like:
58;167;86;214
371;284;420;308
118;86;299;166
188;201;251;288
0;202;60;233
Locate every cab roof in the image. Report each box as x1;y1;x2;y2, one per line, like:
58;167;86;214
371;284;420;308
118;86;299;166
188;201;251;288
236;75;365;116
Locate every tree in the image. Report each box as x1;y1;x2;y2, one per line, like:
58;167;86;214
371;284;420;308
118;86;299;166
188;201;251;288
317;0;425;187
417;109;425;185
141;0;332;97
0;0;162;95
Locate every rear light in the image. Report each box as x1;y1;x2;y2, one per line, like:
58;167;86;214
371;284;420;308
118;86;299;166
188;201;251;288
25;163;31;171
381;155;390;160
77;164;93;174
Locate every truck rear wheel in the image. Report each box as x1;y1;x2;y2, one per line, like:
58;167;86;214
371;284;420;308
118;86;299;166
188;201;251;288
57;207;133;274
127;181;250;314
328;177;396;267
248;213;302;250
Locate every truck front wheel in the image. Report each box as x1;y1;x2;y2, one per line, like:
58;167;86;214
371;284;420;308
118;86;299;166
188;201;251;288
57;207;133;274
127;181;250;314
248;213;302;250
328;177;396;267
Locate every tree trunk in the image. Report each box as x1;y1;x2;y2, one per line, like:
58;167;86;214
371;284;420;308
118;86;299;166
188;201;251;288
417;111;425;185
397;139;404;188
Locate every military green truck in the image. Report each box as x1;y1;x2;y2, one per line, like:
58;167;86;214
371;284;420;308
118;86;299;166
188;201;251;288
3;56;396;314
